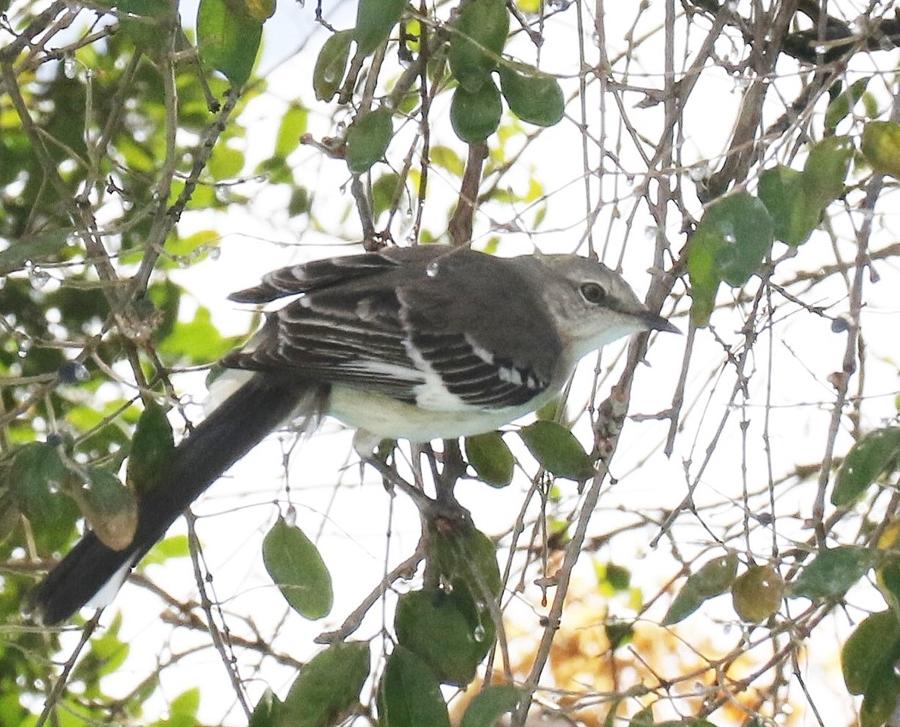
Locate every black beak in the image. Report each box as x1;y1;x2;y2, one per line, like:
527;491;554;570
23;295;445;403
641;311;680;334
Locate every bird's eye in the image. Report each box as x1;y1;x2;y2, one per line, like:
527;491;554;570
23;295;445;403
579;282;607;304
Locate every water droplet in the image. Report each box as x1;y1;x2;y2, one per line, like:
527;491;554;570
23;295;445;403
473;624;486;642
30;268;51;289
209;246;221;260
63;55;76;79
723;233;736;245
284;505;297;525
425;260;440;278
644;225;659;240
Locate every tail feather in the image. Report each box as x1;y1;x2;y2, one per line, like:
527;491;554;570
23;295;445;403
29;374;325;625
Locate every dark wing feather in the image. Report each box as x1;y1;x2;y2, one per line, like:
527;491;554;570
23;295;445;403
224;246;555;410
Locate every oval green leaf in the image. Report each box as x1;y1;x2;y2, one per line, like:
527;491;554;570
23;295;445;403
451;79;502;144
10;442;79;552
861;668;900;727
459;685;522;727
127;400;174;495
354;0;405;56
428;523;502;600
262;517;333;619
832;427;900;507
313;30;353;102
518;420;594;481
197;0;263;87
662;552;738;625
802;136;853;205
448;0;509;92
0;228;73;276
395;588;493;686
825;77;870;130
758;165;819;247
498;62;565;127
378;646;451;727
789;545;874;600
280;641;370;727
842;610;900;695
464;431;514;487
862;121;900;179
249;689;282;727
686;192;774;325
345;107;393;174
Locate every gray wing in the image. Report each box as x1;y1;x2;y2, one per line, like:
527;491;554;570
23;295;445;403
224;246;560;411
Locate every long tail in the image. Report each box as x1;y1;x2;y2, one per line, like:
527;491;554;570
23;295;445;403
29;374;325;625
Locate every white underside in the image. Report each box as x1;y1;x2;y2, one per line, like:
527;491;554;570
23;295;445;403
327;384;557;442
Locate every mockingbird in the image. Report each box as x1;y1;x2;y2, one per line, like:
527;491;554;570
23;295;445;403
30;244;676;624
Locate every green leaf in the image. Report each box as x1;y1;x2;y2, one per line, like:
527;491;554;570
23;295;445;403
832;427;900;507
72;467;138;551
758;166;819;247
165;229;221;259
378;646;451;727
518;420;594;481
345;107;393;174
170;688;200;719
0;228;73;275
117;0;176;49
86;614;130;676
861;667;900;727
459;685;521;727
448;0;509;92
208;144;245;179
662;552;738;625
686;193;774;325
250;689;282;727
10;442;78;552
428;523;502;600
142;535;190;567
451;80;503;144
262;517;333;619
825;77;870;130
789;545;874;600
0;493;20;545
395;588;495;686
275;105;309;157
862;121;900;178
313;31;353;102
628;706;655;726
803;136;853;206
126;401;174;495
498;62;565;127
842;610;900;695
429;145;465;176
605;620;634;649
371;173;403;218
464;432;514;487
280;642;370;727
197;0;262;86
353;0;405;56
157;306;238;363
